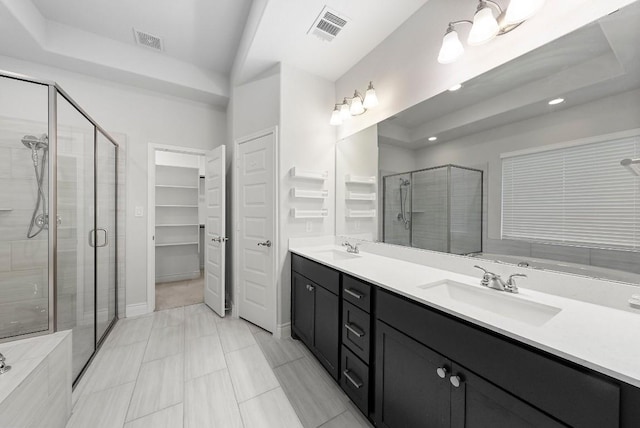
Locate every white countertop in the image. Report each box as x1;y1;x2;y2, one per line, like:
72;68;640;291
290;244;640;388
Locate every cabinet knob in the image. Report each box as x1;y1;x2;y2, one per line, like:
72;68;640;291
450;375;462;388
436;367;448;379
306;284;315;292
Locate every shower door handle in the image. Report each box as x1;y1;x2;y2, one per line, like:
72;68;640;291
96;229;108;248
89;229;108;248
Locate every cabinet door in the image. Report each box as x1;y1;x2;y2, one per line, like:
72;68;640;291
375;321;451;428
314;284;340;379
450;363;564;428
292;272;315;347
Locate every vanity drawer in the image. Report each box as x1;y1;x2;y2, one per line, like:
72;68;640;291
342;275;372;313
341;345;370;416
342;301;370;363
291;253;339;295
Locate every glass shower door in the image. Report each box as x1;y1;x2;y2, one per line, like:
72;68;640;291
95;131;117;342
56;94;96;381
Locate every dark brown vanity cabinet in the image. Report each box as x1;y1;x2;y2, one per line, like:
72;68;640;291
291;255;340;379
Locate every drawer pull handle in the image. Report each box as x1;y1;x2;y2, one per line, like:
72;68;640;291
436;367;448;379
344;323;365;338
344;288;364;299
450;375;462;388
343;370;363;389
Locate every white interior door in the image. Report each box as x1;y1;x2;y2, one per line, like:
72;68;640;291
204;145;226;317
237;133;275;332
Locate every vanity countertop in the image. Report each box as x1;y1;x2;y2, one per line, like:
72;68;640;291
289;244;640;388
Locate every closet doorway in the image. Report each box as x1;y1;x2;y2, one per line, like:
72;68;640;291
147;144;227;316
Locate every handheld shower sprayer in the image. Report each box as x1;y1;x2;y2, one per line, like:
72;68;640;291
22;134;49;238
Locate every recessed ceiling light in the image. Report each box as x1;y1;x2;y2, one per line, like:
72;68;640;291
428;136;438;142
448;83;462;91
548;98;565;105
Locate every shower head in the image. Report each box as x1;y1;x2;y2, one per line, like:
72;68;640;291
621;158;640;176
21;134;48;151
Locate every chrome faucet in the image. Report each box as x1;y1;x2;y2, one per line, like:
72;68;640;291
474;266;527;294
0;352;11;374
342;241;360;254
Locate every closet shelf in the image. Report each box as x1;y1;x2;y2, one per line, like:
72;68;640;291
0;208;13;211
155;241;199;247
346;209;376;218
291;188;329;199
290;208;328;219
290;167;328;181
345;175;376;185
346;192;376;201
156;204;199;208
156;224;199;227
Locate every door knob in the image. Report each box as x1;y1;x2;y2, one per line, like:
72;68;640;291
211;236;229;243
257;240;272;247
450;375;462;388
436;367;448;379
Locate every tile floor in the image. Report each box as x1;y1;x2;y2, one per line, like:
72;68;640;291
67;304;373;428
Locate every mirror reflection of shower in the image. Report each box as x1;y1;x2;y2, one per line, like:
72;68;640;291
22;134;49;238
398;178;411;230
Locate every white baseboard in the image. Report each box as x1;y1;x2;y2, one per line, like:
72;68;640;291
155;270;200;284
275;322;291;339
126;302;150;318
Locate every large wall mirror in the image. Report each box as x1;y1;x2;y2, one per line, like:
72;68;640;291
336;2;640;285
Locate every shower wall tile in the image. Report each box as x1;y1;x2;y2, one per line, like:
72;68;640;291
0;147;10;178
11;239;47;271
11;147;40;179
0;269;47;305
0;242;10;272
0;209;41;241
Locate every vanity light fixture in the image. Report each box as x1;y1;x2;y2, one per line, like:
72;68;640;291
548;97;565;105
428;136;438;142
438;0;546;64
330;82;378;125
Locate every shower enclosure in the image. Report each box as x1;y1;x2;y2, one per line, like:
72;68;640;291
0;70;118;385
382;165;483;255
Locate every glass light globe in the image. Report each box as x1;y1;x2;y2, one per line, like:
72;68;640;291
505;0;545;25
438;29;464;64
468;6;500;46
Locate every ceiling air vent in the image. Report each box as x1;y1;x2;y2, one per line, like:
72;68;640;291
133;28;164;51
308;6;348;42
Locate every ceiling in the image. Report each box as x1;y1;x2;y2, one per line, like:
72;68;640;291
31;0;252;74
378;2;640;149
0;0;429;106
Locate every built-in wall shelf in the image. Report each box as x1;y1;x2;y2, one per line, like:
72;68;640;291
346;209;376;218
291;188;329;199
156;205;199;208
156;184;198;190
346;192;376;201
156;224;200;227
290;167;328;181
345;175;376;185
155;242;199;247
291;208;329;219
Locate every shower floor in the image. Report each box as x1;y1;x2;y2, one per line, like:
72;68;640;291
155;271;204;311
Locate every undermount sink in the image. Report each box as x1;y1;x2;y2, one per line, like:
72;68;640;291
312;249;361;261
417;279;561;326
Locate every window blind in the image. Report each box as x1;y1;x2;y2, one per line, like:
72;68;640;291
502;135;640;250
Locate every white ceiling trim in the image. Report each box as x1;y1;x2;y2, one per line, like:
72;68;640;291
0;0;230;105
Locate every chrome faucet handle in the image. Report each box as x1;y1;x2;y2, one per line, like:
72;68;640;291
505;273;527;293
474;265;493;287
0;352;10;374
